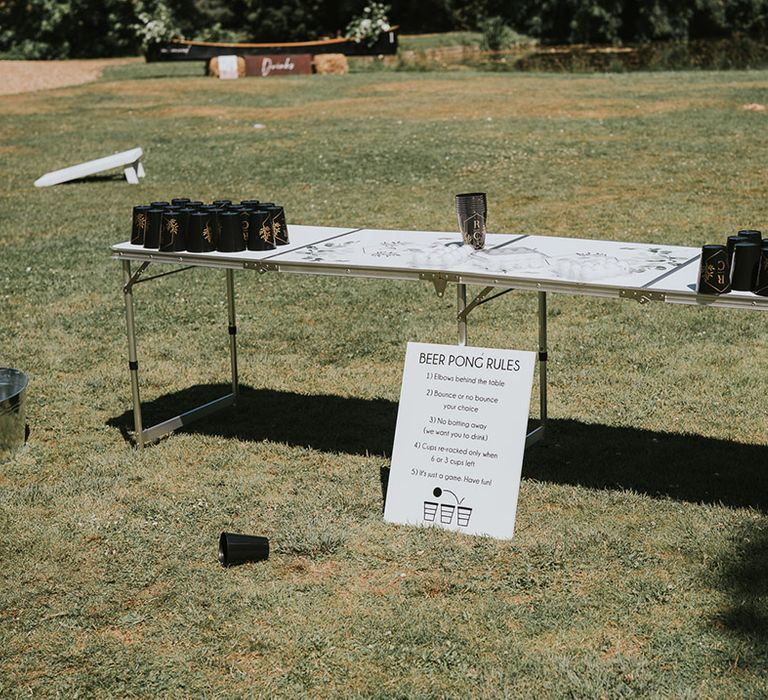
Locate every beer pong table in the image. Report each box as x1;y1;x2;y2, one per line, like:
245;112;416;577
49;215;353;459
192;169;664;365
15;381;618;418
112;225;767;449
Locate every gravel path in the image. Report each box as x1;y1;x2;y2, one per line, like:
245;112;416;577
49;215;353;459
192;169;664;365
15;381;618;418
0;58;140;96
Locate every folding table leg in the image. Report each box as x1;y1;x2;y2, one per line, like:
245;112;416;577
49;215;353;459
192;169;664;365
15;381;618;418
226;269;239;401
538;291;548;434
122;260;144;448
457;283;468;346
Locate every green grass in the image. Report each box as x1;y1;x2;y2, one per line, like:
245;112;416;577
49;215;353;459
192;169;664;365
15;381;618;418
399;31;483;51
1;67;767;697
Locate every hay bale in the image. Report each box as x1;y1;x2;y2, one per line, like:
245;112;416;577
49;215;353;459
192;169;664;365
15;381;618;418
314;53;348;75
208;56;246;78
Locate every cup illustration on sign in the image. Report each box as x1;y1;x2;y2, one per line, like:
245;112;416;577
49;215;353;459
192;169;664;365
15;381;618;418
423;487;472;527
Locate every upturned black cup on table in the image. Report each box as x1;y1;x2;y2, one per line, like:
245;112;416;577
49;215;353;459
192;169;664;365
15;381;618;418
726;234;744;262
754;247;768;296
171;197;191;207
246;209;276;251
730;241;761;291
455;192;488;250
240;199;260;207
143;208;165;249
159;208;193;252
158;209;183;252
217;210;247;252
186;210;217;252
218;532;269;567
696;244;731;294
150;201;170;208
131;205;151;245
212;199;232;207
737;229;762;245
264;205;289;245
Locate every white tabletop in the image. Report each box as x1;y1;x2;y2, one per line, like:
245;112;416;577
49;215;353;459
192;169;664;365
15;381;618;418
112;225;767;311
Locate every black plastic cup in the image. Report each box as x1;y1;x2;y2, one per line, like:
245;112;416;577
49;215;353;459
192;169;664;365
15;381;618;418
186;211;217;252
731;241;761;291
240;199;260;207
246;209;275;251
212;199;232;207
217;211;247;252
696;244;731;294
171;198;191;206
158;209;182;252
187;200;204;208
219;532;269;567
160;208;193;252
150;201;170;208
264;205;289;245
754;248;768;296
131;205;151;245
737;229;762;245
143;208;164;249
726;234;744;262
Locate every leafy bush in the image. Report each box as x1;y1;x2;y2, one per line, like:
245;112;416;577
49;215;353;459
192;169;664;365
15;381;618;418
479;16;518;51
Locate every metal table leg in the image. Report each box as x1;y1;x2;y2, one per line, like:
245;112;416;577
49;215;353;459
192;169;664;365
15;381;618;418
226;269;239;402
525;291;548;448
120;264;238;448
457;283;468;346
122;260;144;448
538;291;548;428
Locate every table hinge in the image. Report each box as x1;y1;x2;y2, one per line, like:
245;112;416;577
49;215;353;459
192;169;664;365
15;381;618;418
620;289;666;304
245;261;279;273
419;272;459;298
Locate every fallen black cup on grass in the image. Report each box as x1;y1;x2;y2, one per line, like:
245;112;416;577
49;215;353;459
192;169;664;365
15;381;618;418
219;532;269;567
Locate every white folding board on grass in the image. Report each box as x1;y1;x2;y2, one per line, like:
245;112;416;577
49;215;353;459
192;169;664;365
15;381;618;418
34;147;145;187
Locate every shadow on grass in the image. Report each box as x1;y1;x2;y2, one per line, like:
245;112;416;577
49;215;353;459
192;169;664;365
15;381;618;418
108;383;768;511
61;173;126;184
711;518;768;649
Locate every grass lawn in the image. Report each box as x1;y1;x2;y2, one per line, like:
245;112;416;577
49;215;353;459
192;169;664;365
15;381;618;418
1;65;767;697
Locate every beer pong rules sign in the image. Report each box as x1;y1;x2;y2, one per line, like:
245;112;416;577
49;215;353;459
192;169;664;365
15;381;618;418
384;342;535;539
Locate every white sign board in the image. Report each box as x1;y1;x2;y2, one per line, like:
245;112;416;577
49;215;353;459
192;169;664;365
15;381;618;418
218;55;240;80
384;342;535;539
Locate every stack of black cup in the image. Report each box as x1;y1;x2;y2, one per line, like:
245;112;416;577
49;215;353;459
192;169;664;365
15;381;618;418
697;228;768;296
131;198;289;254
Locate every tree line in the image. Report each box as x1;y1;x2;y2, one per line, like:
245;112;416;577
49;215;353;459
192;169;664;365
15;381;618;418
2;0;767;59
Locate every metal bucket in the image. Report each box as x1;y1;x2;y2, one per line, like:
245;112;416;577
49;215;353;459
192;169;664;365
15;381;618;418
0;368;28;458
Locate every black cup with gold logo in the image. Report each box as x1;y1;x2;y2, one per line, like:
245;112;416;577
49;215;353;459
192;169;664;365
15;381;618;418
268;205;289;245
731;241;761;291
217;210;247;252
212;199;232;207
696;245;731;295
159;208;193;252
159;209;181;252
240;199;260;207
131;205;151;245
187;211;217;252
143;208;164;249
246;209;275;251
